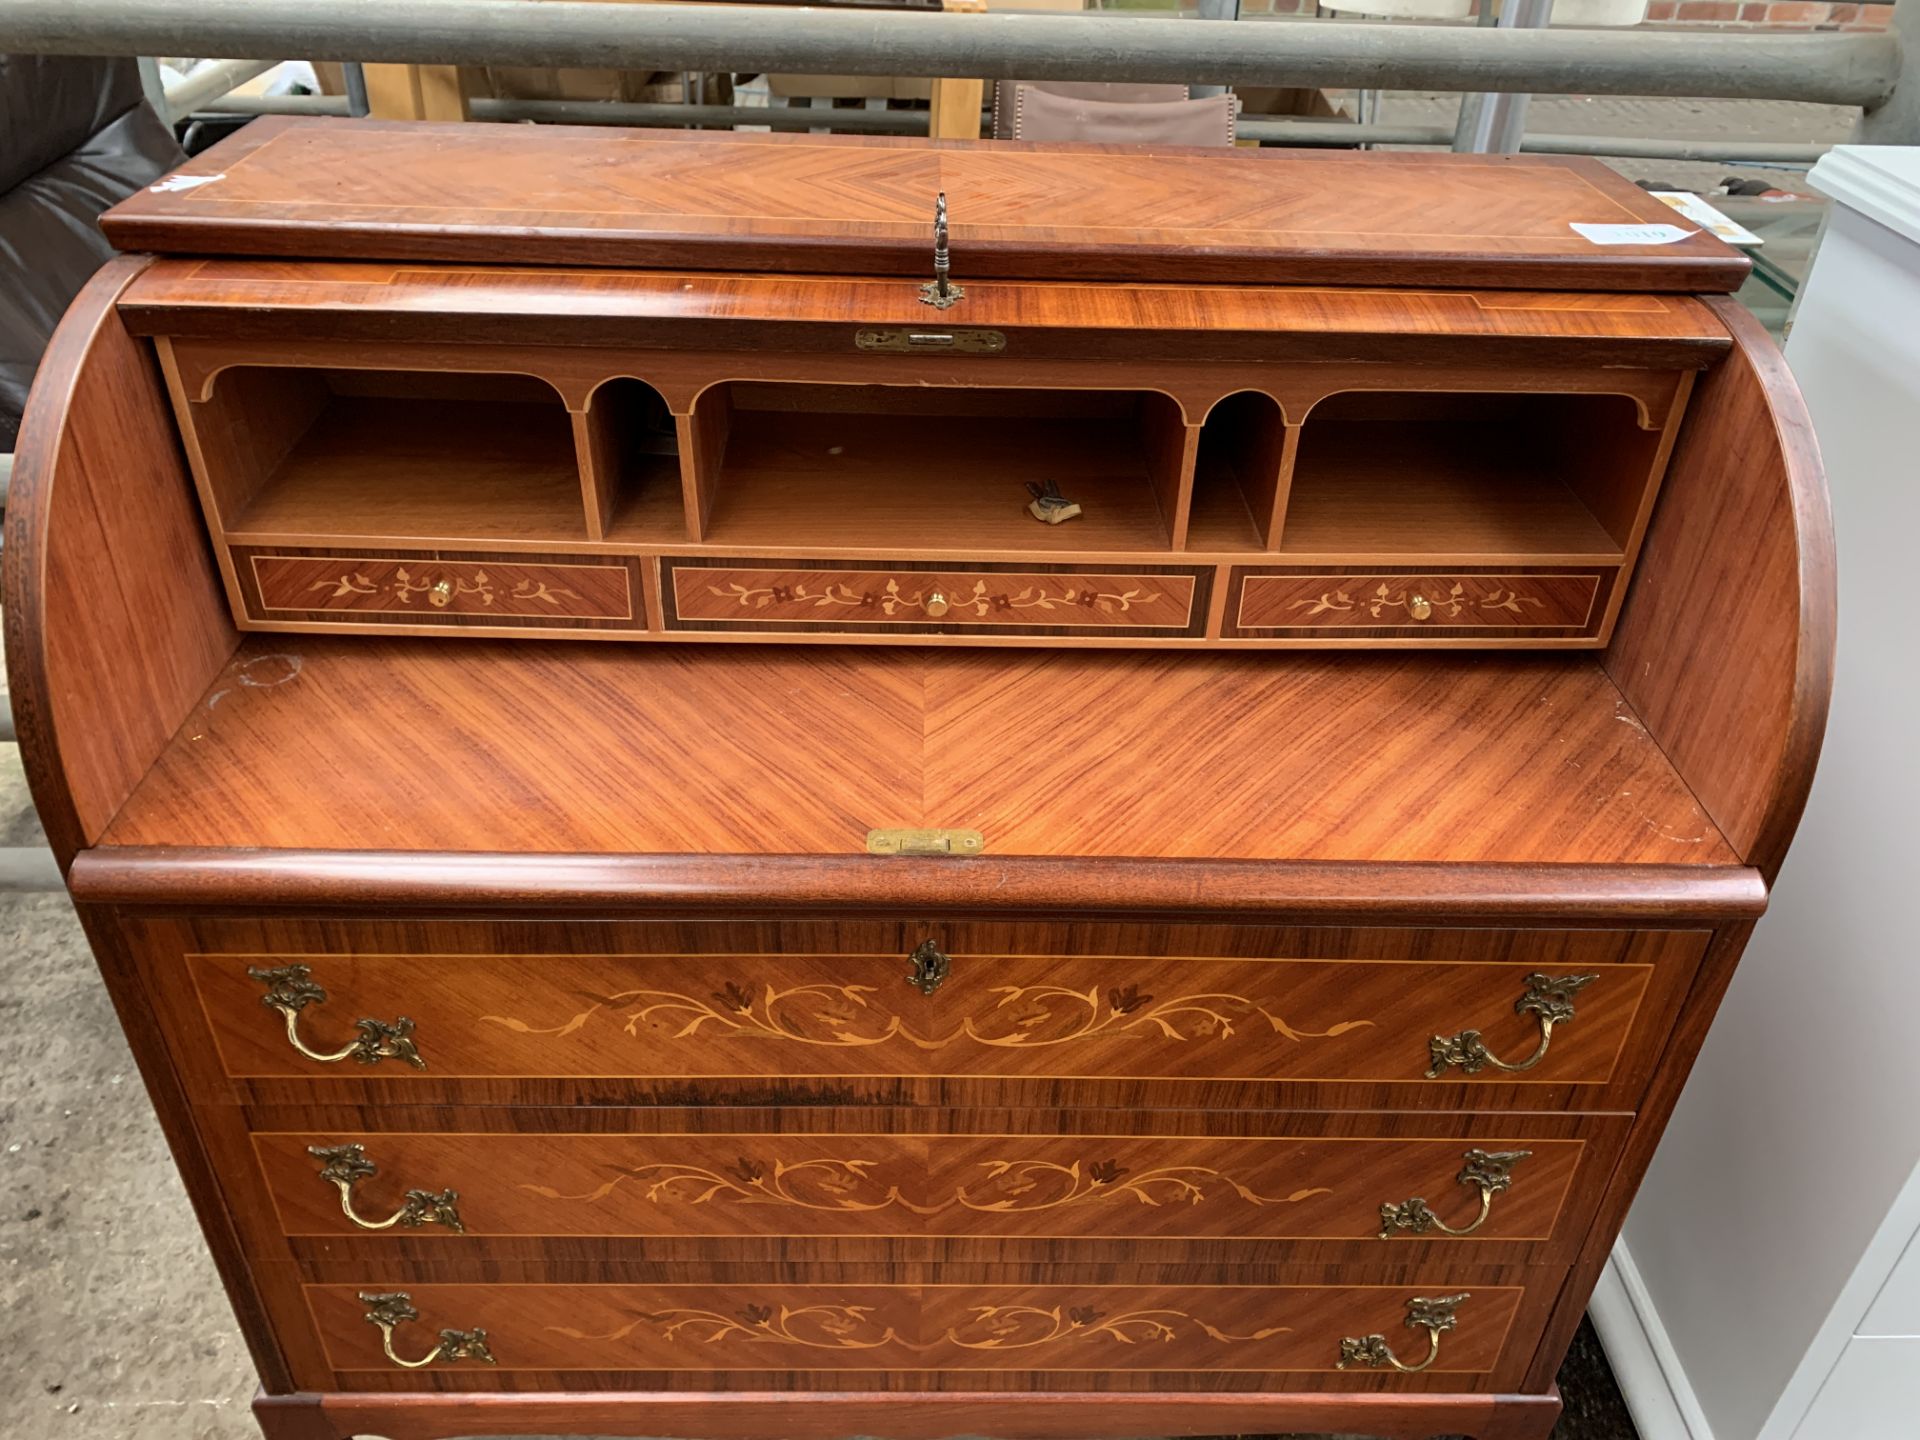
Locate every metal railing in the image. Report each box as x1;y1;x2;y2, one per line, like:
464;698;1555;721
200;90;1838;165
3;0;1907;112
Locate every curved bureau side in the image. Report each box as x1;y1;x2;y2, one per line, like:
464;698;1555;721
1520;299;1839;1389
2;255;238;870
1604;297;1837;884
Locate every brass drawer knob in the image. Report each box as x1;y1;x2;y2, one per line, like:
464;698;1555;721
359;1291;494;1368
925;590;950;618
1337;1293;1468;1374
1409;593;1433;621
906;938;952;995
310;1143;464;1233
247;964;427;1069
1378;1148;1530;1239
1426;971;1597;1079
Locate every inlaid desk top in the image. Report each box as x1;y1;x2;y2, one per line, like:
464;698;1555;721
102;118;1749;292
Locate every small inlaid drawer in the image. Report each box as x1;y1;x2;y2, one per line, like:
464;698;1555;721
191;948;1660;1103
232;546;646;632
1226;567;1610;640
663;558;1208;636
304;1279;1527;1385
251;1121;1617;1257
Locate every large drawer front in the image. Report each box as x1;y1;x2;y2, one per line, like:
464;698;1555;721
663;559;1209;636
234;546;646;632
253;1126;1602;1249
198;951;1653;1088
305;1281;1523;1379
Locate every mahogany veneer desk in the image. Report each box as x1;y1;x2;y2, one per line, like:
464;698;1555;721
6;121;1833;1440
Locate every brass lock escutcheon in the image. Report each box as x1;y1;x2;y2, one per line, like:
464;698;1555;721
359;1290;495;1369
309;1143;465;1233
247;964;427;1069
1337;1293;1469;1374
906;939;953;995
1426;972;1597;1079
1378;1148;1531;1239
855;328;1005;354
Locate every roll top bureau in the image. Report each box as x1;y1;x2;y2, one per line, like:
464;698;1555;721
5;119;1832;1440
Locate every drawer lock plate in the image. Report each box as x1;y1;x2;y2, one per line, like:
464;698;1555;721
855;328;1005;354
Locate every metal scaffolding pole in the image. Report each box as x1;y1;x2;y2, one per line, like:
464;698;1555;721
197;93;1835;164
1;0;1900;107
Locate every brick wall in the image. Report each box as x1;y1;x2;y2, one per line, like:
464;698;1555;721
1238;0;1891;25
1648;0;1889;25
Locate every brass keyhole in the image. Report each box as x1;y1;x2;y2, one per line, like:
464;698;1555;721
1409;594;1433;621
906;939;952;995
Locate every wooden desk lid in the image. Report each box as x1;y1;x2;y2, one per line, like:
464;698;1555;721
102;117;1747;293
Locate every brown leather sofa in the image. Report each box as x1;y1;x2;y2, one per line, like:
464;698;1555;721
0;55;183;449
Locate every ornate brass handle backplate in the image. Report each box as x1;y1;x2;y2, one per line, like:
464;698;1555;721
1378;1148;1530;1239
1426;972;1597;1079
358;1291;494;1368
309;1144;464;1233
1337;1293;1469;1374
246;964;426;1069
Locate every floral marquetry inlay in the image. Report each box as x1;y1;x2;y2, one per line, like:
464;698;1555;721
943;1305;1289;1350
515;1149;1333;1218
552;1304;902;1351
1286;581;1544;621
311;567;579;609
521;1156;931;1214
706;577;1162;617
480;981;906;1048
1234;570;1602;634
478;976;1373;1054
550;1302;1290;1352
669;564;1204;632
957;1158;1332;1213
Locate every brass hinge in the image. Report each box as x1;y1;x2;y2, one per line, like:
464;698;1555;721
866;827;985;858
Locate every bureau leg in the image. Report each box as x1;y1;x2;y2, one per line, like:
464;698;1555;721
252;1392;350;1440
1472;1384;1565;1440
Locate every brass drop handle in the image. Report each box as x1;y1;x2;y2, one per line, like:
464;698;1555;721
359;1291;494;1368
906;938;952;995
1426;971;1597;1079
1338;1293;1468;1374
247;964;427;1069
1378;1149;1530;1239
310;1144;465;1233
1409;593;1433;621
925;590;950;618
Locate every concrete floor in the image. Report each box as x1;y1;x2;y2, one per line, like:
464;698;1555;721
2;84;1855;1440
0;864;259;1434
